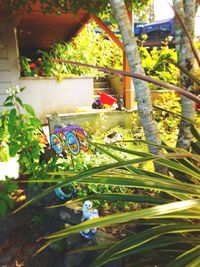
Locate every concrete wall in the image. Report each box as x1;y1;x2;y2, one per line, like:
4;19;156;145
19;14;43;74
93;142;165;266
47;109;136;135
0;19;94;122
18;77;93;121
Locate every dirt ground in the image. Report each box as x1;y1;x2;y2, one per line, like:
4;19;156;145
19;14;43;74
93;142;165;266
0;194;65;267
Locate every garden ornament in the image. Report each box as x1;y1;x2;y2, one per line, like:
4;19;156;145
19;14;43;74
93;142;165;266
54;187;76;200
105;131;123;143
80;200;99;239
50;124;89;156
50;124;89;200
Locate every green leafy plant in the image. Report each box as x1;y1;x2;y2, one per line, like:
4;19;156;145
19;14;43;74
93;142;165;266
16;124;200;266
139;44;179;90
20;56;32;76
2;85;43;176
153;92;181;146
20;22;122;80
0;178;18;218
0;111;9;162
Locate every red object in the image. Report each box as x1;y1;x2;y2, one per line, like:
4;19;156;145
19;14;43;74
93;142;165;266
30;63;36;69
195;102;200;111
195;95;200;111
98;92;117;105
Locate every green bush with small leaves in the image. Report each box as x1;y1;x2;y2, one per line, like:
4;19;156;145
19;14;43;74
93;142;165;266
153;92;181;146
35;22;122;80
3;86;44;176
139;45;179;90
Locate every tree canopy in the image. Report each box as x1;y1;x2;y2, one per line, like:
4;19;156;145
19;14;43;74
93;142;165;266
4;0;150;15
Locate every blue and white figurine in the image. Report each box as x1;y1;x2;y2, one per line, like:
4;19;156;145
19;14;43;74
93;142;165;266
80;200;99;239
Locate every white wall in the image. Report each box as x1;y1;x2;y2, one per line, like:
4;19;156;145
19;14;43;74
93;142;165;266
18;77;93;121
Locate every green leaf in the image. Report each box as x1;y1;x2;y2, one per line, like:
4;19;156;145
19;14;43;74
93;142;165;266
16;97;23;107
95;144;145;175
80;175;200;196
153;105;200;126
9;143;21;157
66;193;170;206
4;101;13;107
4;95;13;105
91;224;200;267
29;118;42;129
0;199;7;217
13;150;200;214
8;109;17;133
4;181;18;193
93;141;151;157
13;155;157;213
177;158;200;175
39;202;200;257
167;244;200;267
166;59;200;86
20;87;26;92
44;199;200;241
23;104;36;117
191;141;200;154
109;236;200;263
157;158;200;179
191;125;200;143
9;109;16;124
187;255;200;267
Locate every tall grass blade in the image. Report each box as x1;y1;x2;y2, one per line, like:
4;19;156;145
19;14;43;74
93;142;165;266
90;224;200;267
167;244;200;267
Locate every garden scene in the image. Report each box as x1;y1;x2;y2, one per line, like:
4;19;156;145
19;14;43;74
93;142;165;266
0;0;200;266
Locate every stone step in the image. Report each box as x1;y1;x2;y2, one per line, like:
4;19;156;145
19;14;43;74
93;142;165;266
94;81;110;88
94;87;114;94
94;77;108;82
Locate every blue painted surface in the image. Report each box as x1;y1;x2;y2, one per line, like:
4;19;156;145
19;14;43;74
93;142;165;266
95;18;175;47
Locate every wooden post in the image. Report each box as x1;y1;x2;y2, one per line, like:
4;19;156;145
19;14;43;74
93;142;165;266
89;14;134;110
123;8;133;110
91;15;123;50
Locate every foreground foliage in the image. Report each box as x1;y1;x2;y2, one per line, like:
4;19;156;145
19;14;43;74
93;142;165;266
12;122;200;266
0;86;45;217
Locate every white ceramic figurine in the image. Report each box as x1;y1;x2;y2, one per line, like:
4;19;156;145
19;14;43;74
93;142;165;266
80;200;99;239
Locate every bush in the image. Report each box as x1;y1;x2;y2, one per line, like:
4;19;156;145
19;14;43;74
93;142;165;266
139;45;179;90
20;22;123;80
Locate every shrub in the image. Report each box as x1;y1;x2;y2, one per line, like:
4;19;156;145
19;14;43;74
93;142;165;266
20;22;123;80
139;45;179;90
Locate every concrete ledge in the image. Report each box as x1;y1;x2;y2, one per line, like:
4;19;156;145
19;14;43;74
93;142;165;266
19;76;92;80
47;108;137;135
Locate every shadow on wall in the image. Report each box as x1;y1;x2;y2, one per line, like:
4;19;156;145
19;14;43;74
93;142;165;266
47;109;137;135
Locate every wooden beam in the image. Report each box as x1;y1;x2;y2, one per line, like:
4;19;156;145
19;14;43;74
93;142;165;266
71;15;93;39
92;13;133;110
91;15;123;50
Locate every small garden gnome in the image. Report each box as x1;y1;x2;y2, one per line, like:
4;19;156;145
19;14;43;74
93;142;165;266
80;200;99;239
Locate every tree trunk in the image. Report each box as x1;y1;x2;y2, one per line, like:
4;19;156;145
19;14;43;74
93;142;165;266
110;0;162;155
110;0;168;174
173;0;196;150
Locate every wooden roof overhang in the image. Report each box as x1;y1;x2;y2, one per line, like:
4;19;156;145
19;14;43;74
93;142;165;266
14;2;91;55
